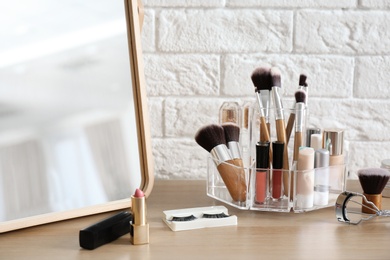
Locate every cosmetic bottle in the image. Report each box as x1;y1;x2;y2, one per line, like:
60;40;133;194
380;159;390;198
306;128;320;147
322;129;344;188
240;102;253;168
219;101;240;125
314;149;330;206
310;133;322;151
296;147;315;209
255;141;270;204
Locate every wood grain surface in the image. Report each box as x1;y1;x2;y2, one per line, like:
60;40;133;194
0;180;389;260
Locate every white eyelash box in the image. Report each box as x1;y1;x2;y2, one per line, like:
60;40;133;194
162;206;237;231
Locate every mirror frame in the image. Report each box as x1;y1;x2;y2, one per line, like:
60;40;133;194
0;0;154;233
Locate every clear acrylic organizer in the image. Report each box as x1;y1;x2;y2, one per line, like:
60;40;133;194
208;100;347;213
206;156;347;213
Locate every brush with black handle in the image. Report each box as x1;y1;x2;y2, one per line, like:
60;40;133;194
270;67;290;198
270;67;289;169
195;124;246;202
358;168;390;214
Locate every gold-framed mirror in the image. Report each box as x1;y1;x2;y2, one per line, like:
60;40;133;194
0;0;153;233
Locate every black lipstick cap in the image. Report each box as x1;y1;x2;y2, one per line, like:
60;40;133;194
79;211;133;250
272;141;284;170
256;141;270;169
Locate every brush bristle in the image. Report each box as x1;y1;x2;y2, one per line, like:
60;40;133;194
299;74;307;87
222;123;240;143
270;67;281;87
195;124;226;152
295;90;306;104
358;168;390;194
251;66;272;91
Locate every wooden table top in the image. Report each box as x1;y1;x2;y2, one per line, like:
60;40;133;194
0;180;390;259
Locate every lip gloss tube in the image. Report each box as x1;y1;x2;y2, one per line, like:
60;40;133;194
255;141;270;204
130;189;149;245
272;141;284;200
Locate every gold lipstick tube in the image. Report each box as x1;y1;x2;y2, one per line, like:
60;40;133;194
130;190;149;245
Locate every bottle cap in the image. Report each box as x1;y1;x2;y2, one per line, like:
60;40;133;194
310;134;322;151
272;141;284;169
306;128;321;146
315;149;330;168
256;141;269;169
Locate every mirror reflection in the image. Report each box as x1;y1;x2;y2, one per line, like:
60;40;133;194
0;0;141;222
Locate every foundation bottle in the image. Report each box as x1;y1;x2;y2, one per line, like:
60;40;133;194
322;129;344;188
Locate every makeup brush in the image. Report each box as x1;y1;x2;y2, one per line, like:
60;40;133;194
251;67;272;144
299;74;308;106
358;168;390;214
293;90;306;162
290;90;307;200
286;74;308;144
195;124;246;202
270;67;290;198
222;123;243;168
270;67;289;169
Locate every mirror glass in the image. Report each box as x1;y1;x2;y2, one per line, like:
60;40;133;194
0;0;141;223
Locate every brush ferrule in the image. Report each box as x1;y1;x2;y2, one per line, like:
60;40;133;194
210;144;232;165
227;141;241;159
303;86;308;105
272;87;284;120
295;102;305;133
259;90;270;122
255;92;266;118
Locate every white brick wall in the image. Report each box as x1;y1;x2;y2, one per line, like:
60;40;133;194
142;1;390;179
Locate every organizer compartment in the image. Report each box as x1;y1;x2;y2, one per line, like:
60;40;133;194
207;157;251;210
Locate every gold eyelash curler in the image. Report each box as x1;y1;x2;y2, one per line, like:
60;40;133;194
335;191;390;225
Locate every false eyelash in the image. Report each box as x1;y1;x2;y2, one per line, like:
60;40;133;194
163;206;236;231
202;212;229;219
171;215;197;222
170;212;230;222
